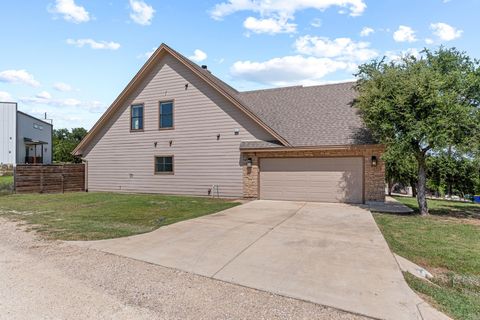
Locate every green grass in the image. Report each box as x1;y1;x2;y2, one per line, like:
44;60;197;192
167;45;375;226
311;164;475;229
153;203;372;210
374;197;480;319
0;175;14;195
395;196;480;219
0;192;239;240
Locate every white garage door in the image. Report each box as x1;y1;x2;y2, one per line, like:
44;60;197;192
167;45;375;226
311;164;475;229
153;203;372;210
260;157;364;203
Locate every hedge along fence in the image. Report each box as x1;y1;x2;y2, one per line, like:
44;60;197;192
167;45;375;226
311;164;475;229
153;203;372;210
15;164;85;194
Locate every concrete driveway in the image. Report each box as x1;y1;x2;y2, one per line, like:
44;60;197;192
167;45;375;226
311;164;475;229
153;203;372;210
75;201;446;320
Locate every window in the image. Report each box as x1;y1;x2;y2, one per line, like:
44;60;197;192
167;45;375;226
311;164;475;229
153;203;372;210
159;101;173;129
155;156;173;174
131;104;144;130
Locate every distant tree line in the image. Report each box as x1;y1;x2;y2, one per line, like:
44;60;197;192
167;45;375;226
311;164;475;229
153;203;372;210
52;128;88;163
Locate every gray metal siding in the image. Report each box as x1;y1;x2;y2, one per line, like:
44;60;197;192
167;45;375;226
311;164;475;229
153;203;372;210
0;102;17;165
83;54;275;197
16;113;53;164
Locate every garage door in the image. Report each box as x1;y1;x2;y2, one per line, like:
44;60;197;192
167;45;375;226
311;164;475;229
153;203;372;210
260;157;363;203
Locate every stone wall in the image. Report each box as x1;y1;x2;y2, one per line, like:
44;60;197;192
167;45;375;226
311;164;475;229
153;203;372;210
242;145;385;203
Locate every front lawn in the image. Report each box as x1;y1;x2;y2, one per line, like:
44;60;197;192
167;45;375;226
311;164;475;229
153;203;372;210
374;197;480;320
0;175;14;195
0;192;239;240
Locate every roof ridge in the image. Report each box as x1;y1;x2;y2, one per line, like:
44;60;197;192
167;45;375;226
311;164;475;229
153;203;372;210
162;43;239;94
240;81;356;95
240;85;303;94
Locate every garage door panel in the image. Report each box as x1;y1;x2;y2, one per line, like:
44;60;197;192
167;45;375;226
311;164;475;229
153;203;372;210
260;158;363;203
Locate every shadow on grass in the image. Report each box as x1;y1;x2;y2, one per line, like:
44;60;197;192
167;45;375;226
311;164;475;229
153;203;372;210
396;197;480;220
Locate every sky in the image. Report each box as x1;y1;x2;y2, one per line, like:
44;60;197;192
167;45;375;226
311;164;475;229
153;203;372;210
0;0;478;129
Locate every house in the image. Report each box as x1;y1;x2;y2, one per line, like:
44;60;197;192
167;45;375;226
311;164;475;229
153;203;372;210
0;102;53;165
73;44;385;203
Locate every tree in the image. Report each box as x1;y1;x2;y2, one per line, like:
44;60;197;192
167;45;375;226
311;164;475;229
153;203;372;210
383;144;417;196
355;47;480;215
53;128;87;163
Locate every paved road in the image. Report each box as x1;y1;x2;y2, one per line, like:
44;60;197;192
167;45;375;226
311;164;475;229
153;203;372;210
77;200;449;320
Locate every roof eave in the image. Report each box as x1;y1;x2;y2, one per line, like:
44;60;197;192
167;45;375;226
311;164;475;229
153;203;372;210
240;144;385;153
73;44;291;156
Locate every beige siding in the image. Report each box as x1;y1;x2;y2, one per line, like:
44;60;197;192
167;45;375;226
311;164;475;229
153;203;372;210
259;157;364;203
83;54;274;197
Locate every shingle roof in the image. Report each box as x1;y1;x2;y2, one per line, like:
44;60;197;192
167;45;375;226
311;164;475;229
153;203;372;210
237;82;375;147
163;45;374;147
239;140;284;150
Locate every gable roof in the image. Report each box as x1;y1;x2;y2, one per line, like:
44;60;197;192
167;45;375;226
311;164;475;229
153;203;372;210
73;43;289;155
74;44;374;156
237;82;374;147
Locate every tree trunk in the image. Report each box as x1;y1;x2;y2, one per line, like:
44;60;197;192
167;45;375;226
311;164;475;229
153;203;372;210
388;179;393;196
417;155;429;216
410;180;417;197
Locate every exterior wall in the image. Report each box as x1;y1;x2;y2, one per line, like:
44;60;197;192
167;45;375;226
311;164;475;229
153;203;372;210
0;102;17;165
242;145;385;203
16;112;53;164
82;54;275;197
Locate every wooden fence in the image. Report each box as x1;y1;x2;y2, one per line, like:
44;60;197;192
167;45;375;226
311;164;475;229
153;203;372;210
15;164;85;194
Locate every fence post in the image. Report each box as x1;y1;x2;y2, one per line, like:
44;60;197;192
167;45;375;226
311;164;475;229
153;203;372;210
40;166;44;193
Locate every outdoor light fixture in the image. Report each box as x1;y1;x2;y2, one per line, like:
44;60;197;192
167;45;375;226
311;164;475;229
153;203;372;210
234;128;240;135
217;134;221;140
371;155;378;167
246;158;253;168
154;141;158;147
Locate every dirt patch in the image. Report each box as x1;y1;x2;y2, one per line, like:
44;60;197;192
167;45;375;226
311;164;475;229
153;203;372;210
0;218;365;320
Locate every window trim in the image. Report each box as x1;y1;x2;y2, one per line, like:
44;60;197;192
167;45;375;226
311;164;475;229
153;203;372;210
158;100;174;130
154;155;174;175
130;103;145;132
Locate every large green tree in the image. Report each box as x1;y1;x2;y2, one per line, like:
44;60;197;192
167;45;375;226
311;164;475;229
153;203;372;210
53;128;87;163
355;47;480;215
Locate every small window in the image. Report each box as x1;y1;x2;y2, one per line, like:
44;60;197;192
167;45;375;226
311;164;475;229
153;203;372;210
155;156;173;174
159;101;173;129
131;104;144;130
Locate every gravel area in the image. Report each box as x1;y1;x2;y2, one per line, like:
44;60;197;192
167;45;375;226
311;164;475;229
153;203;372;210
0;218;367;320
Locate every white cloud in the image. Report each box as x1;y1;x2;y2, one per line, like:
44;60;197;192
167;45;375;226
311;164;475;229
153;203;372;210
210;0;367;20
0;69;40;87
211;0;366;35
50;0;90;23
53;82;73;92
20;94;103;112
430;22;462;41
294;35;378;62
231;34;378;86
393;25;417;42
36;91;52;100
188;49;208;62
425;38;434;45
140;47;157;59
0;91;13;102
231;55;350;86
384;48;421;62
129;0;155;26
360;26;374;37
243;16;296;34
310;18;322;28
66;38;120;50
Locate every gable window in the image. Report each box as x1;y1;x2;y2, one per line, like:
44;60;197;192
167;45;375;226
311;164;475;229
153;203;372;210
155;156;173;174
131;104;144;131
159;101;174;129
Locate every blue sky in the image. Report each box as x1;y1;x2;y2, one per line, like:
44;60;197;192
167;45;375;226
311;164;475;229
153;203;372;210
0;0;478;129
